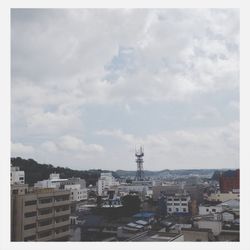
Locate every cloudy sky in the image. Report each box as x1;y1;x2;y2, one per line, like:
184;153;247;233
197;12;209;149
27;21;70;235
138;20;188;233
11;9;239;171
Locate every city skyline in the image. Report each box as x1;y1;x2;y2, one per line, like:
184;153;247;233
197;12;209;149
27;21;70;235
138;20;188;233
11;9;239;171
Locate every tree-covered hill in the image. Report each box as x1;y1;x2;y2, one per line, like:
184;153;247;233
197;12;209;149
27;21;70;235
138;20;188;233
11;157;118;187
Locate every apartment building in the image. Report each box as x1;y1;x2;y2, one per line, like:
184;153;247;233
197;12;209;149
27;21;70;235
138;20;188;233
97;172;119;196
64;184;88;202
11;185;71;241
11;166;25;185
166;194;191;214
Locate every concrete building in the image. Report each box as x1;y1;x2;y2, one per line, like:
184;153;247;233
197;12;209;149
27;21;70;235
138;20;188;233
63;177;86;189
219;169;239;193
11;166;25;185
11;185;71;241
194;214;222;236
97;172;119;196
152;185;182;202
64;184;88;202
182;228;213;241
166;194;190;214
221;211;236;222
199;204;223;215
34;173;68;189
207;191;239;202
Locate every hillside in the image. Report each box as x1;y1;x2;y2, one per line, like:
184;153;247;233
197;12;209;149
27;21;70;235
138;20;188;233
11;157;118;187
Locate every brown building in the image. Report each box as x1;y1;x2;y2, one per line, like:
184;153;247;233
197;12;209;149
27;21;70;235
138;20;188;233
11;185;71;241
219;169;239;193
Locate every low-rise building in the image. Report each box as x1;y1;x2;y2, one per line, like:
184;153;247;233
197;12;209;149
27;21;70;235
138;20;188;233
207;191;239;202
194;214;222;236
166;193;190;214
199;204;223;215
182;228;213;241
34;173;68;189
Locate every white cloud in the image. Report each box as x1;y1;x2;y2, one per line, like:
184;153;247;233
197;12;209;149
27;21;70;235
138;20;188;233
97;122;239;169
12;142;34;155
11;9;239;170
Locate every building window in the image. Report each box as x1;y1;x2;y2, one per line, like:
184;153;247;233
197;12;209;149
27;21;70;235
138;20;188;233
212;209;216;212
25;200;37;206
174;203;180;206
206;208;209;212
38;230;52;239
168;208;172;212
38;219;52;227
24;211;37;218
39;198;52;204
24;223;36;230
19;177;24;180
39;208;52;215
181;203;187;206
176;208;179;212
183;208;187;212
24;235;36;241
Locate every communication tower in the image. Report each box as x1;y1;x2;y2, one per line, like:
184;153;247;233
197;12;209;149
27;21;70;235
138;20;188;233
135;146;144;181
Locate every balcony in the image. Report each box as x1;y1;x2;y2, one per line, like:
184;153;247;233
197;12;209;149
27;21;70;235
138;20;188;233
53;200;70;207
23;228;36;238
54;230;70;240
37;202;54;209
37;223;54;232
37;212;54;221
24;216;37;225
37;233;54;241
24;205;37;213
54;220;70;228
54;210;70;217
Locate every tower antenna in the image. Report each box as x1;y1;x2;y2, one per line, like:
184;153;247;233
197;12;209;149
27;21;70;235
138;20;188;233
134;146;144;181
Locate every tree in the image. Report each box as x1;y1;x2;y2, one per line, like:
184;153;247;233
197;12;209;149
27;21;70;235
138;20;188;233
121;194;141;215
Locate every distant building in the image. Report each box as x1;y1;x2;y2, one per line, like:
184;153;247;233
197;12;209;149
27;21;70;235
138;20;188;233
63;177;86;189
11;185;71;241
207;191;239;202
199;204;223;215
219;169;239;193
166;193;190;214
34;173;68;189
152;185;182;202
64;184;88;202
97;172;119;196
11;166;25;185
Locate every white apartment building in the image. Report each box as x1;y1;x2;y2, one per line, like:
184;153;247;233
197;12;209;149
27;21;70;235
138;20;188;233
11;166;25;185
166;194;190;214
64;184;87;202
199;205;223;215
97;172;119;196
34;173;68;189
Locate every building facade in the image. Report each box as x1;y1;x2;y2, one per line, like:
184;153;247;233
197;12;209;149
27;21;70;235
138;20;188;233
11;166;25;185
11;185;71;241
64;184;88;202
219;169;239;193
166;194;190;214
97;172;119;196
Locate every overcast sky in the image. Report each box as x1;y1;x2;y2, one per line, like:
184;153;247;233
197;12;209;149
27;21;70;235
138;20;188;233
11;9;239;171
